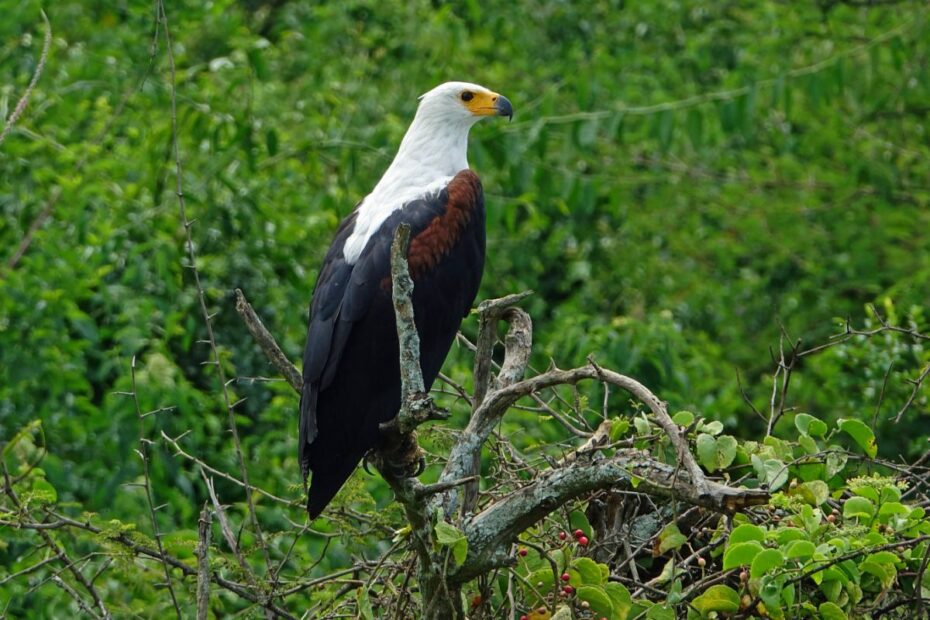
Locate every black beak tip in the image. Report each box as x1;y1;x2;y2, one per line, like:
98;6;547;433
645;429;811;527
496;95;513;121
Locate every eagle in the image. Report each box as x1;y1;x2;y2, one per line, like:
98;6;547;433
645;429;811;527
299;82;513;518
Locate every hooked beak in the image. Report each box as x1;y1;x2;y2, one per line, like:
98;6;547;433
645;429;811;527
495;95;513;121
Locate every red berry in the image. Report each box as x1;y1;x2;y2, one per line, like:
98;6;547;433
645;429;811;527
518;548;528;556
577;535;589;547
558;531;567;540
563;585;574;595
560;572;571;582
520;616;528;620
471;595;482;607
573;529;584;538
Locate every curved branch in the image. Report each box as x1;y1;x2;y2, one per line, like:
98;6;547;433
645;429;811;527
472;291;533;406
455;451;769;582
442;363;707;500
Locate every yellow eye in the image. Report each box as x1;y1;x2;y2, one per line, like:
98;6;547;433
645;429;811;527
460;91;474;102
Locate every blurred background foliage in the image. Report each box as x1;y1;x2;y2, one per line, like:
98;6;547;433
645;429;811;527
1;0;929;616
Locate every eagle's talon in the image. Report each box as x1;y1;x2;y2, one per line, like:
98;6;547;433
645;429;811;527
413;456;426;477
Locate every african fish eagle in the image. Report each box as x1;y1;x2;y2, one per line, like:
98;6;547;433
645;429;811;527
300;82;513;518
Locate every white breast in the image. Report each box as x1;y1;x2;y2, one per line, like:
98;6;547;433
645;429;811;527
342;175;453;265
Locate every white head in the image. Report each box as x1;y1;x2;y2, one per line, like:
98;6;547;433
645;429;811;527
387;81;513;180
415;81;514;127
343;82;512;264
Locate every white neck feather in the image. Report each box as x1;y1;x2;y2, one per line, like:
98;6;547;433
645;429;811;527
342;105;480;264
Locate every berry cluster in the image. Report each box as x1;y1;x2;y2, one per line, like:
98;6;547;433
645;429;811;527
515;528;606;620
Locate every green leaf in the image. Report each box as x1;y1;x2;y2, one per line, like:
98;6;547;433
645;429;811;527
434;520;463;545
690;584;740;613
30;478;57;504
576;585;615;617
791;480;829;507
696;433;718;473
571;557;606;585
730;524;765;545
752;456;789;491
716;435;738;470
646;604;675;620
798;434;819;455
604;583;633;620
723;541;764;570
701;420;724;436
837;418;877;458
880;485;902;503
818;602;847;620
843;496;875;520
866;551;899;566
785;540;816;560
751;549;785;579
433;521;468;566
825;450;848;478
794;413;827;438
657;523;687;554
759;576;783;611
672;410;695;426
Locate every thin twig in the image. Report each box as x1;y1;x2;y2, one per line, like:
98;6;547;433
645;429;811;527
157;0;270;571
129;356;182;619
196;502;212;620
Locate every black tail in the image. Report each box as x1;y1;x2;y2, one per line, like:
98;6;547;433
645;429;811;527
305;452;365;519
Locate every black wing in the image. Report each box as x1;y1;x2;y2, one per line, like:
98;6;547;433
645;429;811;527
300;170;485;518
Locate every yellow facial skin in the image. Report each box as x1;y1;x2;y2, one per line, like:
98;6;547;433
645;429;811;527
461;90;513;119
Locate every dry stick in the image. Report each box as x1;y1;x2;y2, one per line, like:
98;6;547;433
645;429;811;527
383;224;449;433
896;360;930;423
0;10;50;148
49;575;102;620
235;289;303;391
200;471;262;593
462;299;533;515
129;357;182;619
160;430;300;507
196;502;212;620
472;292;533;406
156;0;270;571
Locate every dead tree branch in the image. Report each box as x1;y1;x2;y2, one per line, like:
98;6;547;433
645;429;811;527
235;288;303;392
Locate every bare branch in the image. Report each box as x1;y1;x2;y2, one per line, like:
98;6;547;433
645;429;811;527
456;450;769;581
235;288;302;392
196;502;212;620
200;471;260;591
472;291;533;406
129;357;182;619
443;363;711;509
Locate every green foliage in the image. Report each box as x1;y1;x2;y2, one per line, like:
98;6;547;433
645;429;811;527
2;0;930;617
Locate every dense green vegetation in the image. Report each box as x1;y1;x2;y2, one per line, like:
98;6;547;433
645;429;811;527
2;0;929;617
